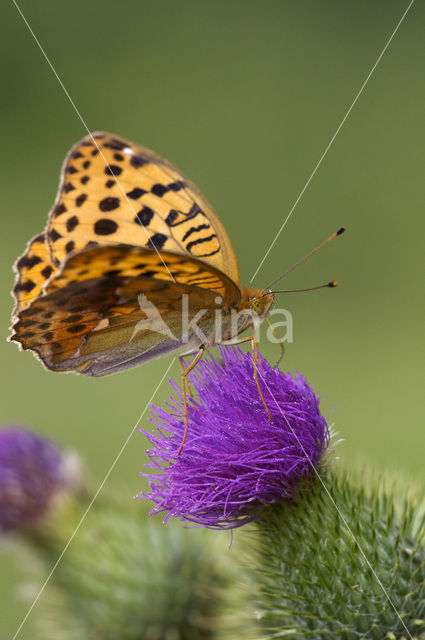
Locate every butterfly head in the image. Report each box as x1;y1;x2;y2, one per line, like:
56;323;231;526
247;289;275;320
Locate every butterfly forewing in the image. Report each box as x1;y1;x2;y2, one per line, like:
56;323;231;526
46;133;239;282
12;233;58;314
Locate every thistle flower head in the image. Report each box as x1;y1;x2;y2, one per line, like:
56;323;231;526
139;347;329;529
0;426;76;533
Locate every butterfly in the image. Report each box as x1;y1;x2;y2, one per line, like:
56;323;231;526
10;133;343;451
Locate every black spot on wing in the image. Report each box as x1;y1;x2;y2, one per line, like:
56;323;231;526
104;269;121;276
99;197;120;212
49;229;62;242
135;207;154;226
17;255;42;270
127;187;147;199
41;265;53;279
94;219;118;235
165;210;179;226
19;331;36;338
147;233;167;251
20;319;37;327
151;183;167;197
53;203;67;216
151;181;184;197
103;138;127;150
76;193;87;207
66;216;79;232
130;154;149;168
105;165;122;176
169;181;185;192
20;306;42;316
62;314;84;323
138;269;157;278
14;279;36;293
67;324;87;334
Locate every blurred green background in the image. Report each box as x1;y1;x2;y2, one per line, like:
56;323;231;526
1;0;423;636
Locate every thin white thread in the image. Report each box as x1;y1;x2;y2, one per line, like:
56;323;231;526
12;359;175;640
12;0;176;283
256;365;413;638
10;0;415;636
250;0;415;283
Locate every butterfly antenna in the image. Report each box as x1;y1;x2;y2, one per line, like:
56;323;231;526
260;227;345;294
269;281;338;295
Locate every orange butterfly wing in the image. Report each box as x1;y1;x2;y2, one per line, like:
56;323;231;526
12;233;57;314
11;132;243;375
45;132;239;281
11;245;241;375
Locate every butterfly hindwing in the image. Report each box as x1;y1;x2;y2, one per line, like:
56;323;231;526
10;245;241;376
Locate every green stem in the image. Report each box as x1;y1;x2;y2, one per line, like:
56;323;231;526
251;472;425;639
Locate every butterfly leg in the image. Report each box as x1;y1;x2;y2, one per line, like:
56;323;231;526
221;335;272;422
178;347;205;455
250;335;272;423
179;351;196;399
266;316;285;368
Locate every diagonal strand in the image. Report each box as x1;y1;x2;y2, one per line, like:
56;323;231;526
11;0;176;283
250;0;415;283
256;366;413;639
11;359;175;640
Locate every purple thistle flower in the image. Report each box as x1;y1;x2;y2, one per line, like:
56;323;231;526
0;426;76;533
138;347;330;529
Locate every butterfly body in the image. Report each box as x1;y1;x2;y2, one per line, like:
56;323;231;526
10;134;275;376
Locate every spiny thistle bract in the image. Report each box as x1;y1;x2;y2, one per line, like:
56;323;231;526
251;472;425;639
35;498;244;640
139;347;329;529
0;426;243;639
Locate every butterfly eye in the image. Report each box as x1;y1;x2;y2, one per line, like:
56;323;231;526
250;298;264;315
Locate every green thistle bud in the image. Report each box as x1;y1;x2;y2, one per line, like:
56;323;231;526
33;496;243;640
251;472;425;639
